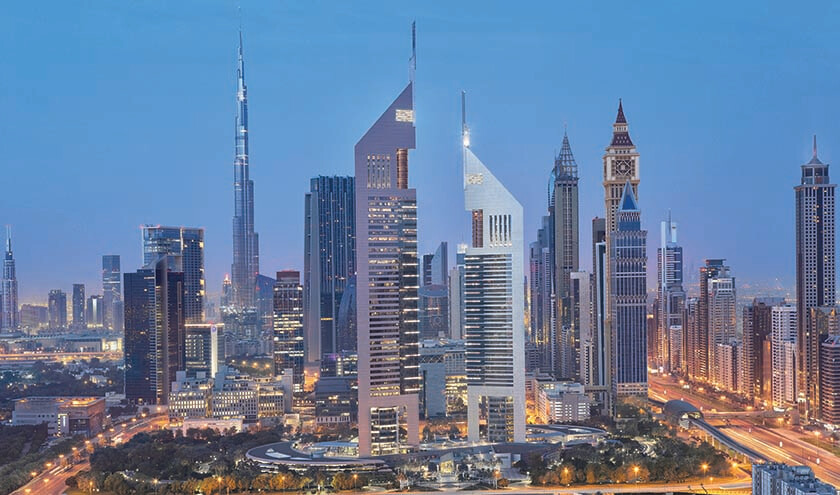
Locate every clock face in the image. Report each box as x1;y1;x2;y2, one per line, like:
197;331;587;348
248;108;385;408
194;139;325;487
615;159;633;176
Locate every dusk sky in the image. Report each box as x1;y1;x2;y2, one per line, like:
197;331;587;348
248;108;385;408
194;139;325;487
2;1;838;303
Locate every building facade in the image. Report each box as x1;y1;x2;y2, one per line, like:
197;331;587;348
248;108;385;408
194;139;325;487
304;176;356;369
820;336;840;426
708;263;737;389
48;289;67;329
656;215;685;373
142;225;205;324
72;284;86;330
743;297;785;405
1;227;19;331
102;255;122;331
771;303;798;409
231;32;260;310
273;271;304;392
354;31;420;456
795;138;836;420
461;94;526;443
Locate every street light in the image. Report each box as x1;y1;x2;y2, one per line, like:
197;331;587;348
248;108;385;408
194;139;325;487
353;473;359;491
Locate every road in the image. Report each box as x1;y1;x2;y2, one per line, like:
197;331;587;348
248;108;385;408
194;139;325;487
11;415;169;495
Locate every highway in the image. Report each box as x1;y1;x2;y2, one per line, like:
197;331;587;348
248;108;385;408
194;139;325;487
11;415;169;495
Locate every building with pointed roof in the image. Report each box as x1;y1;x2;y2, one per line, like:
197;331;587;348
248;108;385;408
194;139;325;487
1;226;18;331
609;182;648;398
461;92;526;443
354;25;420;457
795;136;836;421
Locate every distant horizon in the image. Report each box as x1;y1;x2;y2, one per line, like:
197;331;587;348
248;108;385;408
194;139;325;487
3;1;838;302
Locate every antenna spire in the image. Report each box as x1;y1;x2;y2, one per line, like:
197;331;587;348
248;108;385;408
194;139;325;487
5;225;10;253
409;21;416;82
814;134;818;159
461;90;470;148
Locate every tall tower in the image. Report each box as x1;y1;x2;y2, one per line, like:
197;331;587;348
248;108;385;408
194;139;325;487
1;226;19;331
657;215;685;373
102;255;122;331
274;271;304;392
552;132;580;379
462;92;526;443
231;30;260;309
609;182;648;398
795;136;836;420
355;24;420;457
143;226;206;324
72;284;86;330
303;176;356;370
602;101;641;410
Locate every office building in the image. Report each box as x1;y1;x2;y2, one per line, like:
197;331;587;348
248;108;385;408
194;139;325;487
462;93;526;443
315;376;358;426
185;323;223;377
12;397;105;437
536;382;591;423
684;297;700;379
529;215;554;373
571;271;593;385
448;243;467;340
102;255;122;331
708;263;736;389
753;464;836;495
142;225;205;324
354;27;420;456
591;217;607;390
743;297;785;404
19;304;48;332
552;132;580;380
72;284;86;330
609;182;648;398
273;270;304;392
1;227;19;331
419;284;448;340
796;138;837;420
231;31;260;309
656;214;685;373
696;259;727;382
303;176;356;368
255;273;275;330
810;306;840;420
86;295;104;328
820;336;840;426
168;369;286;423
48;289;67;329
422;242;448;286
772;303;797;409
419;339;466;419
124;257;185;405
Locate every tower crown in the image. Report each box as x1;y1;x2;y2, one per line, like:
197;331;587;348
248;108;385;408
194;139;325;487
610;99;634;147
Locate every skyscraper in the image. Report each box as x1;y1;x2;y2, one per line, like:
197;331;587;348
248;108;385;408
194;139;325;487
697;259;728;382
742;297;785;405
72;284;86;330
448;243;467;341
102;255;122;331
462;92;526;443
771;303;797;409
273;271;304;392
354;25;420;456
124;257;185;405
820;335;840;425
1;227;19;331
708;263;736;389
86;295;104;328
231;31;260;309
656;214;685;373
795;137;836;420
552;132;580;380
609;182;648;398
422;242;448;286
591;217;607;390
529;215;553;372
142;225;205;324
303;176;356;368
48;289;67;329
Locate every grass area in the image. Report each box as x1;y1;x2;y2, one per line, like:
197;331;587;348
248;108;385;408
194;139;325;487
801;436;840;457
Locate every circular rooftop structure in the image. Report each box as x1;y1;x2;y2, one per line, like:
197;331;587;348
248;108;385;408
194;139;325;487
663;399;703;421
247;442;387;473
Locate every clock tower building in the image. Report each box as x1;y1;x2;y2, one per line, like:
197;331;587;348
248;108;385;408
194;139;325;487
603;100;640;234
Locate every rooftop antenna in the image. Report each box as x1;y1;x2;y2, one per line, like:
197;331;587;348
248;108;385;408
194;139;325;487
814;134;818;159
409;21;416;83
5;225;10;253
461;90;470;149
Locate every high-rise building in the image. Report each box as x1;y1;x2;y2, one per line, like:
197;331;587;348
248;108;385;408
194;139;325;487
255;274;276;330
422;242;448;286
142;225;205;324
354;26;420;456
72;284;86;330
462;93;526;443
684;297;700;379
551;132;580;380
656;214;685;373
123;257;185;405
771;303;797;409
48;289;67;329
571;271;593;384
708;263;736;389
591;217;607;390
743;297;785;405
102;255;122;331
19;304;48;332
820;335;840;426
418;284;449;340
86;295;104;329
609;182;648;398
1;227;19;331
795;137;836;420
529;215;554;372
231;31;260;309
696;259;727;382
602;101;641;412
448;244;467;341
184;323;222;377
273;271;304;392
809;306;840;420
303;176;356;368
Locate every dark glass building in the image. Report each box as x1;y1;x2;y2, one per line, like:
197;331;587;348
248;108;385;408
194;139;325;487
273;271;304;392
142;225;205;324
102;255;122;331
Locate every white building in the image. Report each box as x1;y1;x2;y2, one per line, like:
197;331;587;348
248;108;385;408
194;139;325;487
753;463;836;495
168;369;286;423
771;304;797;409
462;92;526;443
536;382;591;423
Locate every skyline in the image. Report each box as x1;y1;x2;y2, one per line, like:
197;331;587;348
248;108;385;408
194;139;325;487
3;2;839;301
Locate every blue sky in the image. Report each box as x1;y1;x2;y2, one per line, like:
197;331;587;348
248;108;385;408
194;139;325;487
2;1;838;302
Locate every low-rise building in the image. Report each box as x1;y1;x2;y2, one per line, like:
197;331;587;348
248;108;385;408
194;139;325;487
536;382;591;423
12;396;106;437
753;463;837;495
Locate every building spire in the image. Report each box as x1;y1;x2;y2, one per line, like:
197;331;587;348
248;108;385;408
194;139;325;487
615;98;627;124
409;21;416;83
4;225;10;253
808;134;824;165
554;129;578;179
461;90;470;148
814;134;818;159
